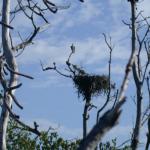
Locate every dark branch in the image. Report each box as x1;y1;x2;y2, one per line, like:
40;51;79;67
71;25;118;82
5;64;34;80
0;21;14;29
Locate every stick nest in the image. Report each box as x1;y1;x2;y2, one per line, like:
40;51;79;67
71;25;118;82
73;74;110;101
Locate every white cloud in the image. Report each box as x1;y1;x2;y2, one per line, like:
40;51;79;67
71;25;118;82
95;64;125;75
137;0;150;17
17;39;68;64
74;1;101;23
11;0;101;33
1;1;150;148
49;0;102;30
17;28;130;66
9;0;131;69
30;72;72;88
109;0;130;25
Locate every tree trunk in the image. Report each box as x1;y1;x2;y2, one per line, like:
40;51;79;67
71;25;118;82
0;0;18;149
130;1;142;149
145;118;150;150
131;87;142;150
83;101;90;139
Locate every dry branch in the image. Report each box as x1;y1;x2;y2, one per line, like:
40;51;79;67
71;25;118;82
0;21;14;29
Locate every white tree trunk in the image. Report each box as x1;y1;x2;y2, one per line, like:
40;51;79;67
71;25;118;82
0;0;18;149
130;1;142;150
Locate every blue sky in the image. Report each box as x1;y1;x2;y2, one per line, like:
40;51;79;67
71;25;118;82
1;0;150;149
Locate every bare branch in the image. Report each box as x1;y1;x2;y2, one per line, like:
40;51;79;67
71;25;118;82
117;139;131;149
43;0;58;13
122;20;131;29
7;83;22;91
12;27;40;51
4;64;34;80
10;114;41;136
97;33;113;123
9;93;23;110
41;61;72;78
0;21;14;29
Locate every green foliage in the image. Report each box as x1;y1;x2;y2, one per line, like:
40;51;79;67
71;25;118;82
6;120;130;150
6;120;80;150
99;139;131;150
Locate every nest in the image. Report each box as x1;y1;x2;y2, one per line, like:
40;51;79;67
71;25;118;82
73;74;110;101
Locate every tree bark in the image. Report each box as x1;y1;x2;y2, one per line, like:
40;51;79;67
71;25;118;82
130;1;142;150
145;118;150;150
131;87;142;150
0;0;18;149
83;101;90;139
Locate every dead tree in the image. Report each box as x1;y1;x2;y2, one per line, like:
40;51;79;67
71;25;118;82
77;20;139;148
0;0;70;149
41;1;147;147
42;0;150;149
42;30;138;149
41;44;113;139
126;0;150;149
143;76;150;150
